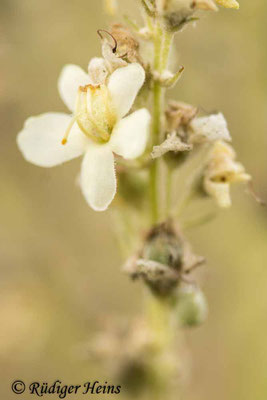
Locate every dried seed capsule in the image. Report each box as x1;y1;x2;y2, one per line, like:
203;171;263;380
143;223;184;271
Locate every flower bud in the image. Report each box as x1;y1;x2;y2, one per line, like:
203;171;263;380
176;286;208;327
103;0;118;16
117;169;147;209
216;0;239;9
194;0;218;11
161;0;217;31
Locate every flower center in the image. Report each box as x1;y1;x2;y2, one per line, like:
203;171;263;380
62;84;117;145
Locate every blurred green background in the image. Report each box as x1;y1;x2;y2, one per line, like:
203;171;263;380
1;0;267;399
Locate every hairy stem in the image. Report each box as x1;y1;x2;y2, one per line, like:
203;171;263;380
147;22;176;399
166;166;173;217
149;24;173;224
145;291;177;398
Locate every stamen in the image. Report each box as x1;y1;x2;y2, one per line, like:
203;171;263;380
61;117;76;145
73;84;113;144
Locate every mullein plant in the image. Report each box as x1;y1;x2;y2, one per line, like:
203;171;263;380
17;0;256;397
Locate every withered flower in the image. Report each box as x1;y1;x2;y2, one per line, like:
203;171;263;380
203;141;251;208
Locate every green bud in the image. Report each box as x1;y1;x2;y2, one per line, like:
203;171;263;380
118;170;147;209
176;286;208;327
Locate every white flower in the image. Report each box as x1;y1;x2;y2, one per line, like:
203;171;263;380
189;113;232;144
17;62;151;211
203;141;251;208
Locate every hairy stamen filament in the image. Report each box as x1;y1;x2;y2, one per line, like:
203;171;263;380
61;117;76;145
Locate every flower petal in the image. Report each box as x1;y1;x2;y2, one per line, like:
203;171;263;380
108;63;145;118
58;64;91;112
17;113;87;167
80;144;116;211
110;109;151;159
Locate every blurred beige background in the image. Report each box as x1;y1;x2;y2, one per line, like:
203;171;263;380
1;0;267;399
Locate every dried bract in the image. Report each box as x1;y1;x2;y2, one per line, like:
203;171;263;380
151;132;192;159
166;101;198;131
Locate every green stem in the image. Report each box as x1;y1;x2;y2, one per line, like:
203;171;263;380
147;24;176;399
150;80;162;224
146;292;174;348
160;30;173;74
166;166;173;218
145;291;177;398
149;25;173;224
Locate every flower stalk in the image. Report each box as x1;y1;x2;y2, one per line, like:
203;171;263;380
150;22;173;224
16;0;258;397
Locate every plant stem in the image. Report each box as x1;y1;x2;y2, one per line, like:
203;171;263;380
147;23;176;399
166;166;173;218
146;292;174;348
145;291;176;398
149;24;173;224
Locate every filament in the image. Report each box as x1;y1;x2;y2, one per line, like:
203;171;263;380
61;117;76;145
